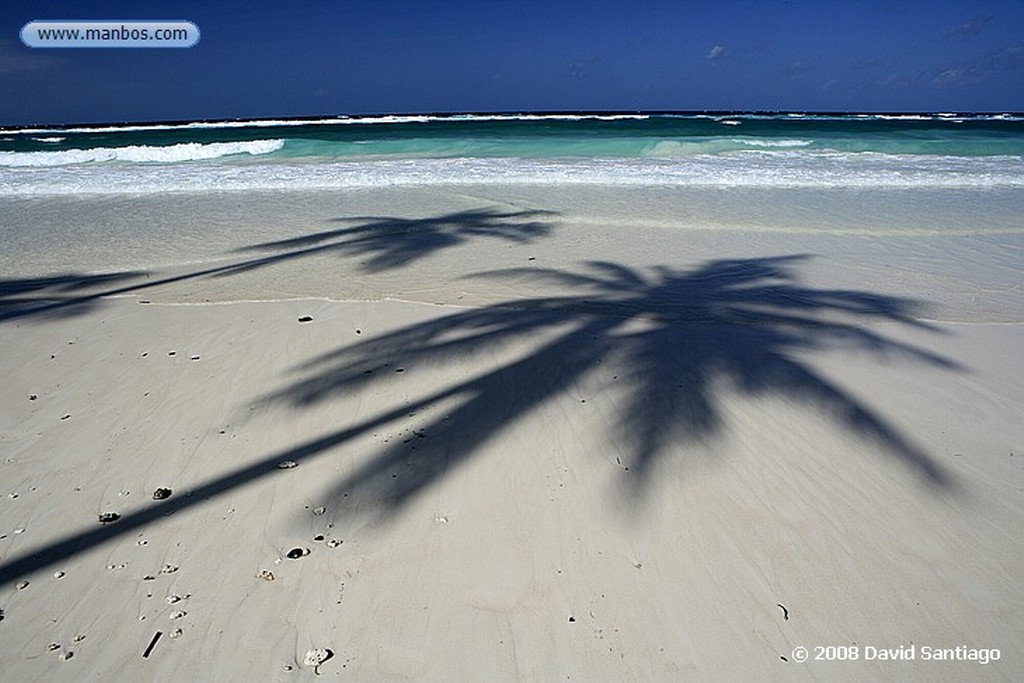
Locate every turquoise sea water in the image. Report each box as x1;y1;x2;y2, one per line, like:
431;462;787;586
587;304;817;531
1;112;1023;194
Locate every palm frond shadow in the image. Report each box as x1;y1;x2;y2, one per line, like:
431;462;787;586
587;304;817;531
236;207;557;273
263;255;961;521
0;271;148;321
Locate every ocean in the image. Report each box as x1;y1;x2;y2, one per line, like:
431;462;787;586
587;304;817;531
2;112;1023;195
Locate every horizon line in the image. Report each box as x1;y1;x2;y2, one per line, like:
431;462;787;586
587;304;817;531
5;108;1023;132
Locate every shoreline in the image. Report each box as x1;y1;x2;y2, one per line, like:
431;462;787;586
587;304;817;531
2;185;1022;324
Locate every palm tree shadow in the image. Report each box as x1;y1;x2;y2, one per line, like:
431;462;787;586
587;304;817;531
0;208;558;323
261;255;962;522
235;207;557;273
0;254;964;587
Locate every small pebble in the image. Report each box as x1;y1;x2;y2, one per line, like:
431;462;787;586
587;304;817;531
60;414;71;421
60;651;73;661
152;488;172;500
169;610;186;620
143;575;156;581
169;628;183;639
98;512;121;524
73;634;86;643
286;547;309;560
190;355;200;361
53;570;65;579
166;593;189;605
47;643;61;652
277;460;298;469
312;534;325;542
257;570;276;581
160;563;179;574
17;580;29;590
303;647;333;672
312;506;325;516
28;394;37;401
298;316;313;323
326;539;343;548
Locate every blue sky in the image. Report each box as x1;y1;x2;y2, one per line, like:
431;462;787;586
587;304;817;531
2;0;1022;125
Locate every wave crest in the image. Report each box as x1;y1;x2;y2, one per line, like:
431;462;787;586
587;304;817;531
0;139;284;167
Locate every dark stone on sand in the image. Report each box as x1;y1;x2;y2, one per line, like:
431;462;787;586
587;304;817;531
98;512;121;524
28;394;37;401
298;316;313;323
152;488;172;500
568;616;576;623
286;547;310;559
168;351;176;356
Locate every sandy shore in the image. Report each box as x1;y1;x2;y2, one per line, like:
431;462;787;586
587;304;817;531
1;186;1022;681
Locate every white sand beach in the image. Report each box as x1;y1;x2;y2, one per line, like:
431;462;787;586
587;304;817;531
1;185;1022;681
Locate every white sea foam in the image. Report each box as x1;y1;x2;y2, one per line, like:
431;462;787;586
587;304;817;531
0;139;284;167
737;139;813;148
3;152;1022;195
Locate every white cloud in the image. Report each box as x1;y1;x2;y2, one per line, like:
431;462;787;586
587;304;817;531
945;13;994;39
706;45;727;64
